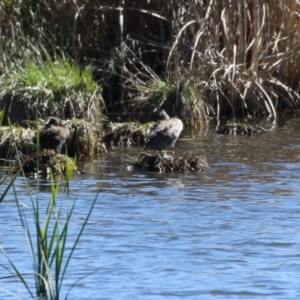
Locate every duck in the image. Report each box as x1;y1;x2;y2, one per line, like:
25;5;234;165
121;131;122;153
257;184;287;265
33;117;70;153
144;110;183;157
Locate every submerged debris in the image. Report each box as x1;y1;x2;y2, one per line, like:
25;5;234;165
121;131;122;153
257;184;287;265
216;123;268;136
14;153;79;178
130;152;210;172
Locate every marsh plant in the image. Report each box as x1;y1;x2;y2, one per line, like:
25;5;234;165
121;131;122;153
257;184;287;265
0;59;103;125
1;0;300;122
115;43;207;128
0;155;98;299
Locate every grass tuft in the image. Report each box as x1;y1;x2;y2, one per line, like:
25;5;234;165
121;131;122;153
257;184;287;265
0;59;103;125
18;61;97;94
1;157;98;299
0;119;99;299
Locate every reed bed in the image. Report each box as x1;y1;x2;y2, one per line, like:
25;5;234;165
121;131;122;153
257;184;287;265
101;0;300;120
1;0;300;127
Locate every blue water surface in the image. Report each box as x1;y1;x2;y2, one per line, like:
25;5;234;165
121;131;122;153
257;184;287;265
1;117;300;299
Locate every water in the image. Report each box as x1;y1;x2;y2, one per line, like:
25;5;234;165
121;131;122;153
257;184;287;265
1;116;300;299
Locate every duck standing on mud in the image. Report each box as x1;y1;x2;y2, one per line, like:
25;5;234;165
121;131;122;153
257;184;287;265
33;117;70;154
144;110;183;157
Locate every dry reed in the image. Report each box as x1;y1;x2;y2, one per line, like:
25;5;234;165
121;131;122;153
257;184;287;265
1;0;300;126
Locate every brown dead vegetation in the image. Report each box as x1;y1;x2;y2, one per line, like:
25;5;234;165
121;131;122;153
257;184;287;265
216;123;268;136
0;119;107;159
1;0;300;129
13;153;78;178
102;121;153;147
131;152;210;172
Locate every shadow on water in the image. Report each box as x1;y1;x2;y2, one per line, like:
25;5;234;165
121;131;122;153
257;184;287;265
1;115;300;299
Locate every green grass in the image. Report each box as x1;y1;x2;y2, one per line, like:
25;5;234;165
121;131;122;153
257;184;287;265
146;78;174;100
17;61;97;94
0;128;99;299
0;58;102;125
1;173;98;299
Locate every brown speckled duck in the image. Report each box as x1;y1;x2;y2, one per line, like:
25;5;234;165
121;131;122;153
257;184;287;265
33;117;70;153
144;110;183;157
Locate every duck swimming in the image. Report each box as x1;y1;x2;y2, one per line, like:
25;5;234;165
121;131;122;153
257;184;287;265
144;110;183;157
33;117;70;153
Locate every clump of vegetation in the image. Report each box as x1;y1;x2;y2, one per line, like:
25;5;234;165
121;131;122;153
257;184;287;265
17;61;97;94
14;153;78;178
216;123;268;136
67;118;107;157
0;118;107;160
0;60;103;125
131;152;210;172
0;126;34;158
108;43;208;128
102;121;153;147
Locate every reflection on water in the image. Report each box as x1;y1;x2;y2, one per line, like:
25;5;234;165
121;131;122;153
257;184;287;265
1;116;300;299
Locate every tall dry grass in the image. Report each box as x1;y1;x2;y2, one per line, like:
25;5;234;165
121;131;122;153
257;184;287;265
1;0;300;125
165;0;300;118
